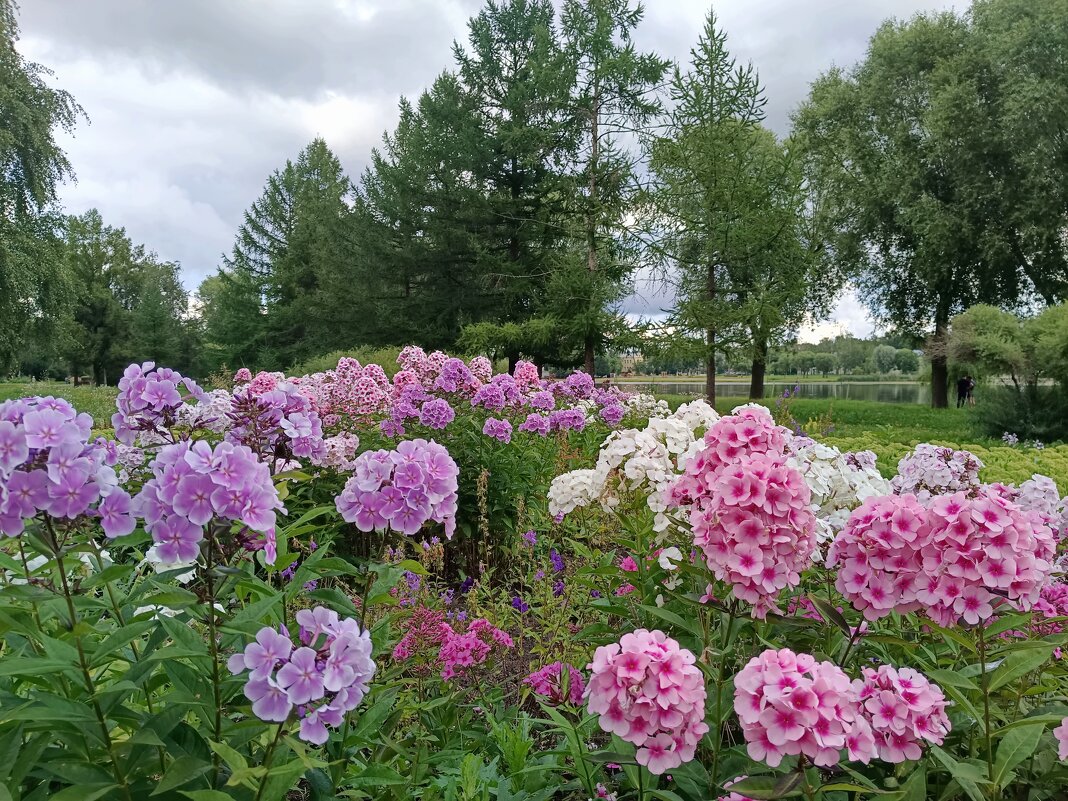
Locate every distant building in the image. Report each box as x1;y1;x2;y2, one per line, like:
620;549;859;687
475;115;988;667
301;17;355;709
619;353;644;374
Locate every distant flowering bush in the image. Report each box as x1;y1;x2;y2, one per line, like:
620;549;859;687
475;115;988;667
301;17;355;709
687;452;818;618
854;664;951;763
523;661;585;705
586;629;708;775
891;444;983;502
335;439;458;537
132;439;285;564
734;648;875;768
233;367;252;383
227;607;375;744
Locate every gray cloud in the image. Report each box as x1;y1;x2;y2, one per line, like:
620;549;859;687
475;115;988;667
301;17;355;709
17;0;966;335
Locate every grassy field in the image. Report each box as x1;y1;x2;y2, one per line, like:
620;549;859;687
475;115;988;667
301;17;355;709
615;374;916;384
0;381;118;428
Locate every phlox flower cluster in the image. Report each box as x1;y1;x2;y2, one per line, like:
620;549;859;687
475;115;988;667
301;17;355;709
391;607;448;665
176;388;233;434
786;436;891;543
227;381;326;465
624;393;671;420
438;618;513;680
0;396;133;537
227;607;375;744
686;452;818;618
292;358;392;421
891;444;983;503
309;432;362;472
246;371;286;396
482;417;513;443
523;661;585;705
667;405;787;508
335;439;458;538
132;440;285;564
1008;475;1068;538
112;362;206;444
547;399;719;530
586;629;708;775
1028;581;1068;637
233;367;252;383
853;664;950;763
829;488;1057;626
733;648;875;768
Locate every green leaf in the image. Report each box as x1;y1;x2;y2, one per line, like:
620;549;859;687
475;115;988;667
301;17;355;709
181;792;236;801
929;746;987;801
209;740;248;773
637;604;703;639
926;668;979;692
346;764;408;787
989;645;1053;691
307;588;360;617
808;594;850;635
819;783;889;794
0;784;11;801
50;785;116;801
993;722;1044;789
722;775;803;800
152;756;213;795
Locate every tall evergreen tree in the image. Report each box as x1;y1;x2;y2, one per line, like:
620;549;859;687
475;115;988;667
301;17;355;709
206;138;355;369
0;0;80;372
559;0;668;374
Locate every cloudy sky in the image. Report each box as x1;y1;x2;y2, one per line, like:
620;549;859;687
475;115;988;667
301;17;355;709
18;0;966;340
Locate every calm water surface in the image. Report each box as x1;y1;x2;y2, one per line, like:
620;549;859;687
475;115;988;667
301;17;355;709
618;381;930;405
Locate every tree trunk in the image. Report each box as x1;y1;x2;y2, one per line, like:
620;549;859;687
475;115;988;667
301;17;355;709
583;89;600;377
930;317;949;408
705;331;716;405
749;359;766;400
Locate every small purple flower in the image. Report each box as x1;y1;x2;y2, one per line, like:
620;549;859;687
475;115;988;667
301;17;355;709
522;530;537;546
550;549;565;573
276;646;326;705
244;677;293;722
534;569;545;580
552;580;565;597
459;576;475;594
590;590;602;599
511;596;530;613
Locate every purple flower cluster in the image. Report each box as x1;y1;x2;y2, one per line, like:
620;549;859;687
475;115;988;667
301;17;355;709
227;607;376;744
133;440;285;564
519;413;551;436
227;382;326;464
112;362;206;444
418;398;455;430
549;408;587;433
0;396;133;537
482;417;513;444
335;439;459;538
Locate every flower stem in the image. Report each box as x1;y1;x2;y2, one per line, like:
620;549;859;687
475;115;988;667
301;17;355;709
253;723;287;801
978;625;995;798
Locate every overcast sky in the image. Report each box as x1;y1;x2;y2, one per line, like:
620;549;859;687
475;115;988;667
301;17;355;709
18;0;966;341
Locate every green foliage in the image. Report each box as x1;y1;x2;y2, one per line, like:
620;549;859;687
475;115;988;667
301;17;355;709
793;0;1068;405
288;347;405;378
0;1;80;372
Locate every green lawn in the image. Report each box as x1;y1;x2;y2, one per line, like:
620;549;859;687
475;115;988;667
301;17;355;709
659;394;1068;488
0;381;118;428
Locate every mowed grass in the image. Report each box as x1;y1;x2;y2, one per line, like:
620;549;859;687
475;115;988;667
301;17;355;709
658;394;1068;488
0;381;119;429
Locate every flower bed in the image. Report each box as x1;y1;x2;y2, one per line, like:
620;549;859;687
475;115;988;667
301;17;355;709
1;350;1067;800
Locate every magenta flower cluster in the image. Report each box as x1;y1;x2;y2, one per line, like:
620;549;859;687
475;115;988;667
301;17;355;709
829;488;1056;626
335;439;458;538
586;629;708;775
438;618;513;680
734;648;875;768
133;440;285;564
112;362;206;444
854;664;950;763
668;406;788;508
227;607;375;744
0;396;133;537
523;661;585;706
686;452;818;618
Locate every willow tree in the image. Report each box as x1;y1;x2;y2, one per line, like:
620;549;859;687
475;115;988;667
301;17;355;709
793;0;1068;407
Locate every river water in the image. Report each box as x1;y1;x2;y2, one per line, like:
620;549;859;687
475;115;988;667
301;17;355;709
617;380;930;405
